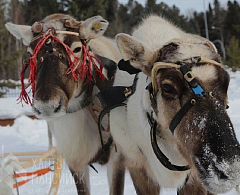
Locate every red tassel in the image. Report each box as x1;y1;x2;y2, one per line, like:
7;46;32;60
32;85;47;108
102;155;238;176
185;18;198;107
17;63;32;106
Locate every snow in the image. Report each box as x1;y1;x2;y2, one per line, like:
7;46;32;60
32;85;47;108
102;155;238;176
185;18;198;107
0;70;240;195
0;98;33;120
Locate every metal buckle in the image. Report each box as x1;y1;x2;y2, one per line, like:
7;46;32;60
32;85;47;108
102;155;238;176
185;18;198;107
124;88;132;97
184;71;194;82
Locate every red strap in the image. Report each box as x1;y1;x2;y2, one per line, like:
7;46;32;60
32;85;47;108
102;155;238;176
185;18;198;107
13;167;51;188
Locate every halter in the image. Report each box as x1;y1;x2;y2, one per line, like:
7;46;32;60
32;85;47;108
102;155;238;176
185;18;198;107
19;29;105;106
146;56;221;171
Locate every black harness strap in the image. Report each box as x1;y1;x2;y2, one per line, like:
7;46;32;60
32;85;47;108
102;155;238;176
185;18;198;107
147;112;190;171
97;75;139;151
89;164;98;173
97;74;139;108
94;54;117;91
97;103;125;151
118;59;141;74
169;95;200;133
177;174;190;195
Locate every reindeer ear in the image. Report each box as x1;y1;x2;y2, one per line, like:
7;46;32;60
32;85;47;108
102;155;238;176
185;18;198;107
5;22;32;46
79;16;108;40
116;33;154;76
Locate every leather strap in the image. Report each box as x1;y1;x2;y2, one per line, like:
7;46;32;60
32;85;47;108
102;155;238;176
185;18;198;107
169;95;200;133
147;112;190;171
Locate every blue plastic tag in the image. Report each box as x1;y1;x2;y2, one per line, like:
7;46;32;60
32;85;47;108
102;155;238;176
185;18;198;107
192;85;204;96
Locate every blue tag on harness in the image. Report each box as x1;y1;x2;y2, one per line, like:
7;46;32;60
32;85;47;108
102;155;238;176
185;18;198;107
192;85;204;96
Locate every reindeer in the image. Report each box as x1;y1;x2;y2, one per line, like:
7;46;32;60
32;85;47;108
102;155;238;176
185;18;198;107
5;14;125;195
110;15;240;195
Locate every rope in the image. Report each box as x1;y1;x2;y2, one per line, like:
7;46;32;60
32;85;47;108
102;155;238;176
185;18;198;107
13;171;20;195
13;167;52;188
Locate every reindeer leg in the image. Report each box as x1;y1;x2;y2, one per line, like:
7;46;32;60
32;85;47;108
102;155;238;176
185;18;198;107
47;123;53;150
129;167;160;195
107;152;125;195
69;166;90;195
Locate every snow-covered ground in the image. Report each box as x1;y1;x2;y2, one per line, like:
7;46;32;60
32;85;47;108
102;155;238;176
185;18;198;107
0;70;240;195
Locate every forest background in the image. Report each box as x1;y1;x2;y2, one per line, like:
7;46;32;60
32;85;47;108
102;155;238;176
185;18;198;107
0;0;240;80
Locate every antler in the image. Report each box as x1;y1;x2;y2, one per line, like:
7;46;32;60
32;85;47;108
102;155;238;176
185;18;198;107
151;62;180;94
64;18;82;29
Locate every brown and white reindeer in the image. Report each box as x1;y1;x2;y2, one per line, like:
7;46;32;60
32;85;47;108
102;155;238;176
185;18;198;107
5;14;125;195
110;15;240;195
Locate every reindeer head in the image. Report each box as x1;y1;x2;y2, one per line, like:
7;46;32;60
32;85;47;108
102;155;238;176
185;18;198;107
5;14;108;120
116;33;240;194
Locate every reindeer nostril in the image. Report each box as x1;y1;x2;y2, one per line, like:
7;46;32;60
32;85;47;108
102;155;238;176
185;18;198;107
54;99;62;113
211;158;229;180
218;169;228;180
34;107;41;115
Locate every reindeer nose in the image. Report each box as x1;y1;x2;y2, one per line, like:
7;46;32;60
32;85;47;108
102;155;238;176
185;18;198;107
33;96;65;118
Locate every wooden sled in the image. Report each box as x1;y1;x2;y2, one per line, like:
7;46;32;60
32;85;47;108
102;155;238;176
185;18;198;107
0;116;63;195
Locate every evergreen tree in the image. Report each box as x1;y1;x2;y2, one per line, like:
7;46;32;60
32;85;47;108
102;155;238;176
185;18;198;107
0;0;24;79
104;0;118;37
225;36;240;71
68;0;107;21
0;0;7;79
146;0;157;13
224;1;240;43
23;0;63;25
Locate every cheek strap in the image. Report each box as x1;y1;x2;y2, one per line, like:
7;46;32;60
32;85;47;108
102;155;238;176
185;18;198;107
147;111;190;171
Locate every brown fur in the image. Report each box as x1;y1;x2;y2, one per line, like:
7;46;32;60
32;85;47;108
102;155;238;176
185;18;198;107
69;168;90;195
178;176;216;195
129;167;160;195
109;154;126;195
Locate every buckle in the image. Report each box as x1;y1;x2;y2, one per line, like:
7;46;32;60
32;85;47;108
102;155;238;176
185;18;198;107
184;71;194;82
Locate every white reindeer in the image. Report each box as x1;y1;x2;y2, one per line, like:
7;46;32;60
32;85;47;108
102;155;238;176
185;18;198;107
110;15;240;195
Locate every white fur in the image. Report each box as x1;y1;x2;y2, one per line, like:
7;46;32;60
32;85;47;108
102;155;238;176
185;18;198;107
5;23;32;45
192;65;217;83
48;107;99;171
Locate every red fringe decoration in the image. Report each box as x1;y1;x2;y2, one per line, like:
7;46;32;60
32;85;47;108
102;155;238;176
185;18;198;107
66;44;105;82
18;30;105;105
17;63;32;106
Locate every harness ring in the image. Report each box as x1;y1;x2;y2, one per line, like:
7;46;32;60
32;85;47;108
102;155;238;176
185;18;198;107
191;99;197;105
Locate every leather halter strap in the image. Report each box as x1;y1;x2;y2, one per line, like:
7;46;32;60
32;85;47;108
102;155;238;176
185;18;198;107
147;112;190;171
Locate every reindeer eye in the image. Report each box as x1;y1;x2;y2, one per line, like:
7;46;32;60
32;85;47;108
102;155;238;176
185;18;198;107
162;84;177;94
73;47;81;53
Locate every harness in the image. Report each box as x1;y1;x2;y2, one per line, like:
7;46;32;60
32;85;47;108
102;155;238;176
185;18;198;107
97;56;222;172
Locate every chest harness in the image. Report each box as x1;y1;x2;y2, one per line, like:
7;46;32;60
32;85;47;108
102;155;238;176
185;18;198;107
97;56;222;172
